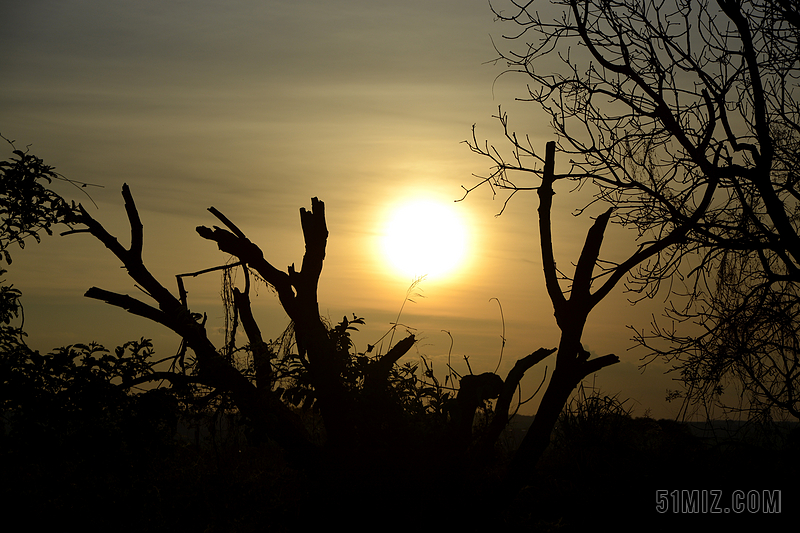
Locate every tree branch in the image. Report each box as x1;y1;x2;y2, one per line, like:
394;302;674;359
537;141;567;320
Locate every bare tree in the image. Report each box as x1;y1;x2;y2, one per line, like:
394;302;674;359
63;187;433;464
466;0;800;425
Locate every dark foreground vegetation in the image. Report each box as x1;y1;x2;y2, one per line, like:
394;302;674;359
2;376;796;532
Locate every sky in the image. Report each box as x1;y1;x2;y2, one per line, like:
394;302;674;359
1;0;681;418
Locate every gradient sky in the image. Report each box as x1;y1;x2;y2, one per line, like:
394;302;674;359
1;0;680;418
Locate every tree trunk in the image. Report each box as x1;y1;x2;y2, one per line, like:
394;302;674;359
501;141;620;495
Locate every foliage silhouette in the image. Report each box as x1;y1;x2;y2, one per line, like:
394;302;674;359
0;135;95;265
0;140;161;453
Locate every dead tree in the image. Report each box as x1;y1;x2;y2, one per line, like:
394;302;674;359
67;187;416;460
504;142;620;493
465;138;717;493
195;198;360;447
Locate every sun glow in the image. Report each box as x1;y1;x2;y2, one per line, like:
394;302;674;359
381;199;469;280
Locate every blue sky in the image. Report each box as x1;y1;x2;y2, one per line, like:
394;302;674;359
1;0;680;418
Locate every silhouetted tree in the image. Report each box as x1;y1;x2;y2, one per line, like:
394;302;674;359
469;140;625;494
467;0;800;431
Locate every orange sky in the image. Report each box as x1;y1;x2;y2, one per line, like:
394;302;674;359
1;0;681;418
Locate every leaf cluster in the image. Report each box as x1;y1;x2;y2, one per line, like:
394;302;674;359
0;269;22;326
269;315;448;423
0;142;83;264
0;336;179;449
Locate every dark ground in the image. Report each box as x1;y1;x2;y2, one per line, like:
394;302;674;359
2;414;796;532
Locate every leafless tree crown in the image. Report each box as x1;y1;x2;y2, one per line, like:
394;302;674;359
466;0;800;420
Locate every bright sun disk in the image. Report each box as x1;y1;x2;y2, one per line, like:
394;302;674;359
381;199;468;280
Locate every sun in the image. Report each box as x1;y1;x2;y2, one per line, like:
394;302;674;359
381;199;468;280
